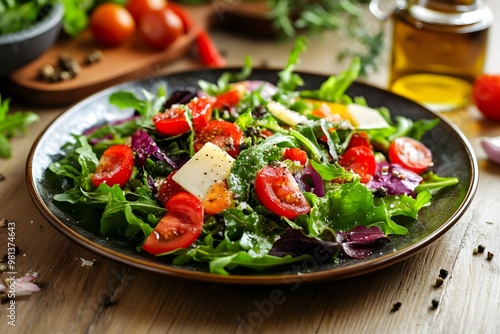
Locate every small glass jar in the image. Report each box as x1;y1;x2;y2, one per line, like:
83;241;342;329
371;0;493;111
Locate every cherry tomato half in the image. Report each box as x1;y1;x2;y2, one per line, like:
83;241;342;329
255;165;311;219
213;87;245;109
158;171;184;206
126;0;166;23
143;192;204;255
153;96;214;136
472;74;500;122
92;145;134;188
339;146;376;184
90;3;135;47
388;137;433;174
138;7;184;49
194;120;243;158
283;147;308;165
346;132;372;151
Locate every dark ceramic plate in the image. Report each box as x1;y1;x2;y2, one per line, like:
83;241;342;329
27;69;478;285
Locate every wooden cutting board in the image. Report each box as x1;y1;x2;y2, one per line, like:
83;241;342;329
7;5;208;106
7;3;272;106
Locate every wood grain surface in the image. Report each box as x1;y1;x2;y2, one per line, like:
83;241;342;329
1;3;499;333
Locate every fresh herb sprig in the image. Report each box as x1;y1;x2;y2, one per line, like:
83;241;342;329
0;96;39;159
267;0;383;76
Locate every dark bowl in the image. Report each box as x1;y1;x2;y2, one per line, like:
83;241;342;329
27;68;478;285
0;3;64;77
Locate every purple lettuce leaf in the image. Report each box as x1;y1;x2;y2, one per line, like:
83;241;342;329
269;226;390;260
336;226;390;259
367;162;423;196
131;129;177;168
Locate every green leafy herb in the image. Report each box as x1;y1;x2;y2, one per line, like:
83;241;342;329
0;95;39;159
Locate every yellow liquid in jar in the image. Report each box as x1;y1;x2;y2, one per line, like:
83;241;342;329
391;74;472;111
389;8;491;111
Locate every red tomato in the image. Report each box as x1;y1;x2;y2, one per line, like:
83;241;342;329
158;171;184;206
153;96;214;136
346;132;371;151
213;88;244;109
138;8;184;49
126;0;166;23
90;3;135;47
339;146;376;184
143;192;204;255
92;145;134;188
283;148;308;165
194;120;243;158
472;74;500;121
167;2;193;32
388;137;433;174
255;165;311;219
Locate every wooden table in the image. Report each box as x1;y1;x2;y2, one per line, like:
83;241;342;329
1;3;499;333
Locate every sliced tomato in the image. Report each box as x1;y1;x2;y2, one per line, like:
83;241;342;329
194;120;243;157
346;132;371;151
92;145;134;188
143;192;204;255
158;171;184;205
255;165;311;219
153;96;214;136
283;147;308;165
213;87;245;109
339;146;376;184
388;137;433;174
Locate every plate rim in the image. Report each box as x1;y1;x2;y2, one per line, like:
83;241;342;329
26;68;479;285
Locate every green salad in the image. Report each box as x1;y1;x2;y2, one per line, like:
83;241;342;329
48;38;458;275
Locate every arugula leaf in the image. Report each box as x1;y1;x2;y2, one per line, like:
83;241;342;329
276;36;307;92
309;160;356;183
415;172;460;193
228;133;295;201
197;56;253;95
299;57;361;102
0;96;39;159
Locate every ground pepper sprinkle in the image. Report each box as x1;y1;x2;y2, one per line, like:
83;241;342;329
435;277;444;287
431;299;439;309
439;268;449;279
391;302;402;312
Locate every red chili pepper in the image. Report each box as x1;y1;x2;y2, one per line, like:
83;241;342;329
166;3;225;68
196;30;226;68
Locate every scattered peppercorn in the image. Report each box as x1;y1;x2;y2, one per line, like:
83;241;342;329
391;302;402;312
431;299;439;309
487;252;494;261
435;277;444;287
439;268;448;279
473;247;479;254
38;50;102;83
478;244;486;253
84;49;103;65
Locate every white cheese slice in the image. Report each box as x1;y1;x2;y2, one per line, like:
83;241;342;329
267;101;306;126
347;104;390;129
172;142;235;200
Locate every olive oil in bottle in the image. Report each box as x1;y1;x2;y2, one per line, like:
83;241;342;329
388;0;493;111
